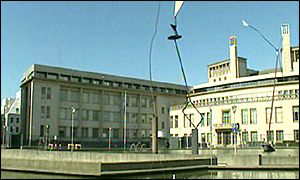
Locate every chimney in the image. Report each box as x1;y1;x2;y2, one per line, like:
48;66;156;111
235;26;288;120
281;24;292;73
229;36;239;79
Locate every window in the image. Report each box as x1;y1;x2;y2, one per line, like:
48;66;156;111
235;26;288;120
103;94;110;105
222;110;231;124
189;114;194;127
294;130;299;141
141;114;146;123
41;87;46;99
162;122;165;129
241;109;248;124
10;117;13;123
265;107;274;124
47;73;58;80
250;131;258;142
174;115;178;128
275;107;283;123
70;91;79;102
207;112;211;127
60;89;68;101
201;133;206;143
162;107;165;114
81;127;89;138
276;130;284;142
59;108;68;119
129;96;138;107
15;127;19;133
242;132;249;143
250;108;257;124
141;97;147;108
112;112;120;122
103;111;110;122
46;106;51;118
266;130;274;142
47;88;51;99
141;130;146;138
132;129;138;138
200;113;205;127
16;118;19;123
92;128;99;138
41;106;45;118
293;106;299;122
131;113;137;123
93;111;100;121
40;125;45;137
10;127;13;133
113;95;121;106
170;116;173;128
16;108;19;114
59;126;66;138
102;128;109;138
207;133;212;143
71;76;80;82
112;129;119;138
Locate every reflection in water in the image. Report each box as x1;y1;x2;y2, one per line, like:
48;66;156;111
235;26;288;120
2;170;299;179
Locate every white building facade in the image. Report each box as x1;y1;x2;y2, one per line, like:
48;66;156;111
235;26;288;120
170;24;299;147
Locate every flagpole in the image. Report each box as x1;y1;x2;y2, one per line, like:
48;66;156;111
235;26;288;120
123;91;127;150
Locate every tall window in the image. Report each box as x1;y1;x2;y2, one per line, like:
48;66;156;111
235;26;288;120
81;127;89;138
70;91;79;102
103;94;110;105
162;122;165;129
112;129;119;138
174;115;178;128
170;116;174;128
103;111;110;122
200;113;205;127
60;89;68;101
93;111;100;121
46;106;51;118
41;106;45;118
92;128;99;138
276;130;284;142
266;130;274;142
58;126;66;138
161;107;165;114
141;114;146;123
59;108;68;119
47;87;51;99
241;109;248;124
207;112;211;127
293;106;299;122
40;125;45;137
222;110;231;124
131;113;137;123
41;87;46;99
112;112;120;122
265;107;274;124
275;107;283;123
250;131;258;142
242;132;249;143
250;108;257;124
141;97;147;108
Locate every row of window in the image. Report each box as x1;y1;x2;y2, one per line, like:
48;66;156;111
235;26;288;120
57;127;151;139
35;71;186;95
194;76;299;94
209;62;230;78
171;130;300;143
170;106;299;129
190;89;299;107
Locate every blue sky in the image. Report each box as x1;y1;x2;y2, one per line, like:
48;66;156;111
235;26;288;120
1;1;299;100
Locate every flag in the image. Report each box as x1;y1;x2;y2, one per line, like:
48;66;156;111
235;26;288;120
174;1;184;17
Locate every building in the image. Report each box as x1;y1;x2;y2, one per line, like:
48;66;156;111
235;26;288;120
1;90;22;148
20;64;186;148
170;24;299;148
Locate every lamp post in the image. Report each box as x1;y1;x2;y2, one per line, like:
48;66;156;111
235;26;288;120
231;105;237;155
71;107;75;153
242;19;279;152
108;127;112;150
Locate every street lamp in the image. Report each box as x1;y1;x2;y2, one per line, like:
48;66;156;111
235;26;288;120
71;107;75;153
231;105;237;155
242;19;278;152
108;127;112;150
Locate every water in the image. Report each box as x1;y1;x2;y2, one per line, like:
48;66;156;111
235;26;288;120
2;169;299;179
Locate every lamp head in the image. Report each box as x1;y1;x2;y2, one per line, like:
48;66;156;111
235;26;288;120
242;20;249;27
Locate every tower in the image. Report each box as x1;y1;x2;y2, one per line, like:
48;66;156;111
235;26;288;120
229;36;239;79
281;24;292;74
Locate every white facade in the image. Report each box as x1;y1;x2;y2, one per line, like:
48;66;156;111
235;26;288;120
170;24;299;147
